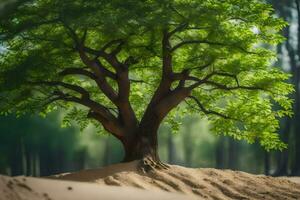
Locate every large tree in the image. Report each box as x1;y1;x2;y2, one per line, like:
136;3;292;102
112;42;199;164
0;0;293;168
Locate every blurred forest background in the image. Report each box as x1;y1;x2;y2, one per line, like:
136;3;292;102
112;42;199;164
0;0;300;177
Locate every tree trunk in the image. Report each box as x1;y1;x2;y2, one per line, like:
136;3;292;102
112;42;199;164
264;151;270;175
216;136;226;169
228;138;239;170
122;130;159;162
122;114;161;163
291;0;300;176
167;129;176;164
273;118;290;176
183;119;193;167
103;137;111;165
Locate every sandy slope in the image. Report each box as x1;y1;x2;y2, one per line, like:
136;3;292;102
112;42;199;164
54;161;300;200
1;161;300;200
0;174;197;200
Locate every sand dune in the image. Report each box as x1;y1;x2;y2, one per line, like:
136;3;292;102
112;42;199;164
55;161;300;200
1;161;300;200
0;173;197;200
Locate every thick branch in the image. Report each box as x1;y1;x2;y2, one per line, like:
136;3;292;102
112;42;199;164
162;30;173;77
154;88;190;121
88;111;124;139
84;45;137;128
83;41;137;128
47;90;124;138
143;30;175;109
68;39;119;102
83;45;124;71
61;22;137;129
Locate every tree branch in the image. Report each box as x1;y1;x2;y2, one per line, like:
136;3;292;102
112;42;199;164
212;72;240;86
60;23;119;102
171;40;224;52
154;88;191;121
87;110;124;139
94;60;117;80
101;39;124;53
171;39;258;54
46;90;124;138
189;59;216;71
187;71;241;90
61;22;138;129
187;96;231;119
29;81;90;99
59;67;96;79
168;22;188;37
204;80;263;91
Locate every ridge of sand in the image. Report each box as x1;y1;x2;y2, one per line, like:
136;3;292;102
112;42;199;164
53;161;300;200
0;174;197;200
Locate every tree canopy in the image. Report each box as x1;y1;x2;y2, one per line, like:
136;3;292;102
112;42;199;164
0;0;293;153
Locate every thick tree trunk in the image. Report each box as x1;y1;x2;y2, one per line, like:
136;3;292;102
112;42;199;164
121;112;163;165
122;135;159;162
122;130;159;162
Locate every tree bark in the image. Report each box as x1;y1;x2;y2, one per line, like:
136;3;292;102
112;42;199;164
228;138;239;170
122;114;160;162
291;0;300;176
264;151;270;175
167;129;176;164
216;136;226;169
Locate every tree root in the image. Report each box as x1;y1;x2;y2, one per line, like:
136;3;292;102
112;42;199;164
138;156;170;173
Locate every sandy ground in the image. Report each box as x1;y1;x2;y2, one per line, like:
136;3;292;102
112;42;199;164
0;174;197;200
1;161;300;200
281;177;300;185
55;161;300;200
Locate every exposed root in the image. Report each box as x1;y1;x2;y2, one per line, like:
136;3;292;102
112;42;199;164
138;156;170;173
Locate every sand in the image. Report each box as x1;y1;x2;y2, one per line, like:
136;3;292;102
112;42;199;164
1;161;300;200
54;161;300;200
0;173;197;200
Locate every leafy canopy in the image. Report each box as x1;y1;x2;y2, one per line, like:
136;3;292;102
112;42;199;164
0;0;293;150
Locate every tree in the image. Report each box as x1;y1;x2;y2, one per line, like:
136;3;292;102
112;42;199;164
270;0;300;176
290;0;300;175
0;0;293;169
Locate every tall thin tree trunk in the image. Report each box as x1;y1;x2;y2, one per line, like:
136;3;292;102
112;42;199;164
274;118;291;176
216;136;226;169
34;152;40;177
183;120;193;167
291;0;300;176
10;138;23;176
264;151;270;175
103;136;111;165
228;138;239;170
167;129;176;164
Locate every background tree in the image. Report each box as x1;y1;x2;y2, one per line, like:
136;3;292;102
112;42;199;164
0;0;293;168
266;0;300;176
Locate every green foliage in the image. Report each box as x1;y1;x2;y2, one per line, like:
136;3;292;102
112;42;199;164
0;0;293;150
